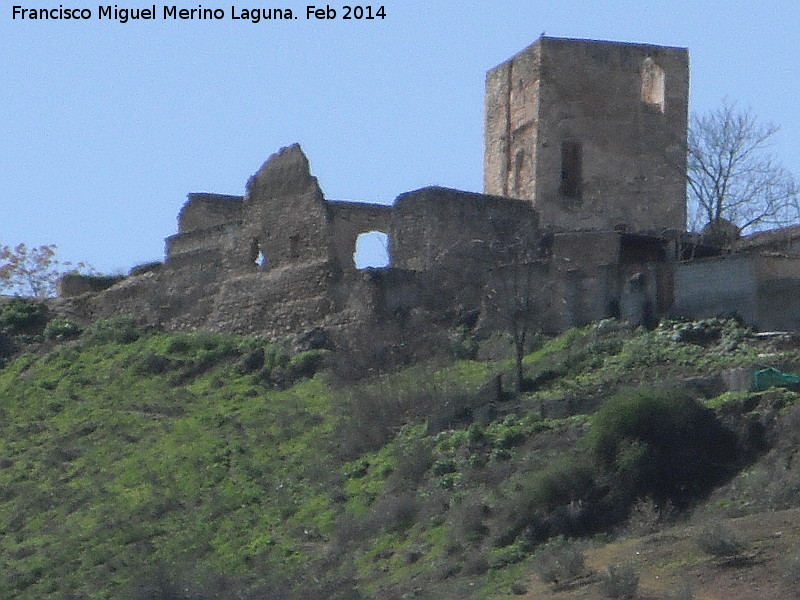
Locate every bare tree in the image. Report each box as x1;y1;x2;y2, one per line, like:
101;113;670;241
687;101;799;234
0;243;94;298
486;244;552;393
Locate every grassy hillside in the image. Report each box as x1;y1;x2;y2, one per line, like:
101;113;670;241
4;308;800;599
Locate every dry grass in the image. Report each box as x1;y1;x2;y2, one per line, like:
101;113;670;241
513;508;800;600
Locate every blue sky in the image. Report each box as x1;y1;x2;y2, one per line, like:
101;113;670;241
2;1;800;273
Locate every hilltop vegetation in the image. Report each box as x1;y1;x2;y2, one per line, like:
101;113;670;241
4;302;800;599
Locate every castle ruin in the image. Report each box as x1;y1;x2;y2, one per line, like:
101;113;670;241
53;37;800;348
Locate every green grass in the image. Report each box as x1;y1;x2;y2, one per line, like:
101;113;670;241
0;317;797;599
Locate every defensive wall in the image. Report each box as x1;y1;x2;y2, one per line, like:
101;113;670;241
50;36;800;349
54;142;672;345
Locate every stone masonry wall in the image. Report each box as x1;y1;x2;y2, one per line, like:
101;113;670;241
326;201;392;269
243;144;334;271
485;37;688;234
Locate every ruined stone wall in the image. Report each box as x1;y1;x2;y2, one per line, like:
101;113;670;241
550;232;670;327
207;263;338;337
735;225;800;257
57;273;126;298
485;37;688;234
177;193;243;234
754;257;800;331
165;193;245;276
390;187;542;315
390;187;541;270
326;201;392;269
243;144;334;271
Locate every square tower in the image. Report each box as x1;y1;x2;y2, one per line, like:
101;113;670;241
484;37;689;234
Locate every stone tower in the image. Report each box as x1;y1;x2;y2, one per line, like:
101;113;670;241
484;37;689;233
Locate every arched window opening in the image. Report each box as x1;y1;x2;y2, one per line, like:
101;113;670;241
354;231;390;269
641;57;665;112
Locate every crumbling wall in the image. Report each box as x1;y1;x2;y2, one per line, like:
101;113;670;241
734;225;800;257
326;201;392;269
391;187;541;270
755;257;800;331
479;260;561;334
484;40;541;200
390;186;542;316
551;232;670;328
177;193;243;234
243;144;334;270
208;262;338;337
56;273;126;298
166;193;245;275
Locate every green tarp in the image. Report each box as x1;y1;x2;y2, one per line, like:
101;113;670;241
753;367;800;391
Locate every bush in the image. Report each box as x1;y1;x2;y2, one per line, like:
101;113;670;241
285;349;330;380
43;317;81;341
387;440;433;490
0;298;47;335
601;562;639;599
536;536;588;584
782;551;800;598
522;459;594;513
586;387;738;506
664;581;695;600
697;520;744;557
369;492;419;533
135;353;177;375
624;496;675;536
87;315;141;344
451;495;490;543
330;373;475;460
502;459;596;544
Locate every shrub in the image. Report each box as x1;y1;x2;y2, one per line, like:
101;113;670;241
87;315;141;344
369;492;419;533
586;387;738;506
781;551;800;598
0;298;47;335
387;440;433;490
135;353;177;375
601;562;639;599
461;554;490;576
238;348;265;374
330;373;475;460
536;536;588;584
263;343;290;371
286;349;330;380
697;520;744;557
43;317;81;341
624;496;675;536
432;458;458;476
452;496;490;543
664;581;695;600
501;459;595;544
522;459;595;513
